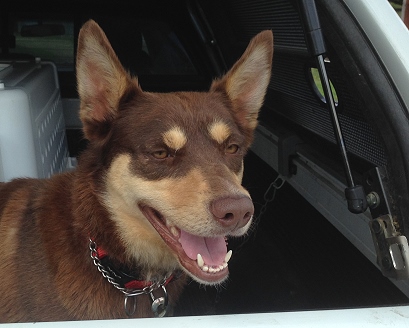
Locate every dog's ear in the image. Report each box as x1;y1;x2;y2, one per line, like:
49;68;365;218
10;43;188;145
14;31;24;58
76;20;140;142
211;30;273;139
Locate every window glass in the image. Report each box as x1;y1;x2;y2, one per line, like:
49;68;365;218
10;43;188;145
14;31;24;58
11;20;74;71
8;18;197;76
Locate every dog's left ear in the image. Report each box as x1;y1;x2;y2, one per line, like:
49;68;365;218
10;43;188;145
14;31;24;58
211;30;273;138
76;20;140;142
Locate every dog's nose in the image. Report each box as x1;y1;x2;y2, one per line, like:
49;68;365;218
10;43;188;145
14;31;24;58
211;196;254;229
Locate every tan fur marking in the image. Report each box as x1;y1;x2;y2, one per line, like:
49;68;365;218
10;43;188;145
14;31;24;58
104;154;250;267
162;126;187;150
208;120;231;144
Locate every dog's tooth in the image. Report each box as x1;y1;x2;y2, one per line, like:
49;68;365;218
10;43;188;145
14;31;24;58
170;226;179;237
219;265;224;270
202;265;209;272
208;267;215;273
225;250;232;263
197;254;205;268
222;262;228;269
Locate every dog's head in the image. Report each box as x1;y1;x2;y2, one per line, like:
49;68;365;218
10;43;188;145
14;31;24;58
76;20;273;285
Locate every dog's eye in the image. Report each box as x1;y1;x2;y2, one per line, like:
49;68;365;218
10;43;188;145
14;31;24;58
151;150;169;159
226;144;239;154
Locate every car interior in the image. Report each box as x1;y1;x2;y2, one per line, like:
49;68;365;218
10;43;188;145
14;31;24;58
1;0;409;317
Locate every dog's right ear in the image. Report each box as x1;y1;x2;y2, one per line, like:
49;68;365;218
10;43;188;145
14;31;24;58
76;20;140;142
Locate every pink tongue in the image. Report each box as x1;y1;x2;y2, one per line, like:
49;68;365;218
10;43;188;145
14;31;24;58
179;230;227;266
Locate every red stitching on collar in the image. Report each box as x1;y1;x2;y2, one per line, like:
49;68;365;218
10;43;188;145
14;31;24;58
95;243;174;289
124;275;174;289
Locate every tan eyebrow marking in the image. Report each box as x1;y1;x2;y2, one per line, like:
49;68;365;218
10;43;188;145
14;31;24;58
208;121;231;144
208;120;231;144
162;126;187;150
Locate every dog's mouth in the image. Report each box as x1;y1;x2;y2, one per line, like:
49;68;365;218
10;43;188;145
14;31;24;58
140;205;231;284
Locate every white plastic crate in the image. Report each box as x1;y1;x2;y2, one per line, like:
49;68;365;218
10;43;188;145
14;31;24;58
0;60;69;182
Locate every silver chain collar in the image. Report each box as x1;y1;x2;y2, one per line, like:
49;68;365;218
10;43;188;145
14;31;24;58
89;239;170;317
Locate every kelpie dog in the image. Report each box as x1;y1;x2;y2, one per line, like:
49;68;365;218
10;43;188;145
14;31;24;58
0;20;273;321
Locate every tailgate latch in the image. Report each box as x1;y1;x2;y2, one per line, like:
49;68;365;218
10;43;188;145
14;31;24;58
369;214;409;280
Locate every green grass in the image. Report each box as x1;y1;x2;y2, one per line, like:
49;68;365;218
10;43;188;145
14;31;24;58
310;67;339;103
14;35;74;66
389;1;402;16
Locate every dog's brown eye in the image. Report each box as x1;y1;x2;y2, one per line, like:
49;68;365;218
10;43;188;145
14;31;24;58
152;150;169;159
226;144;239;154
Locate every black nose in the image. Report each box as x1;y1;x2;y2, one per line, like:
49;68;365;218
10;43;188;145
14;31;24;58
211;196;254;229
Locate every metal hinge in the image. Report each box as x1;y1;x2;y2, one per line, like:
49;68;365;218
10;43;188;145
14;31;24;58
363;167;409;279
369;215;409;280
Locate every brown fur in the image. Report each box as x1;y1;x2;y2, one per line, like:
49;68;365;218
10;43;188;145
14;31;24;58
0;20;273;322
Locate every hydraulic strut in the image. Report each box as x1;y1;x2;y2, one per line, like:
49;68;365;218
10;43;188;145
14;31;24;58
298;0;367;214
297;0;409;280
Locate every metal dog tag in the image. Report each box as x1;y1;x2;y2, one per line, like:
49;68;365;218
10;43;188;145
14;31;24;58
150;285;168;317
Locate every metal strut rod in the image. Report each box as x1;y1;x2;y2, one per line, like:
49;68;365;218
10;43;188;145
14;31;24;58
298;0;367;214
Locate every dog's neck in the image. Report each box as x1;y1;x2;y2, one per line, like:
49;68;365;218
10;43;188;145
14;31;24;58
89;239;176;289
89;238;178;317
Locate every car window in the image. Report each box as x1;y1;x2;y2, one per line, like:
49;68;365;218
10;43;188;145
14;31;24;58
7;17;198;77
10;20;74;71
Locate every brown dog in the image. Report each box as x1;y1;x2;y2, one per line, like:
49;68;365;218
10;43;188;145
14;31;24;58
0;20;273;322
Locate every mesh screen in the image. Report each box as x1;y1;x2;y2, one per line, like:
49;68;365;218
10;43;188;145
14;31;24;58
223;0;387;167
